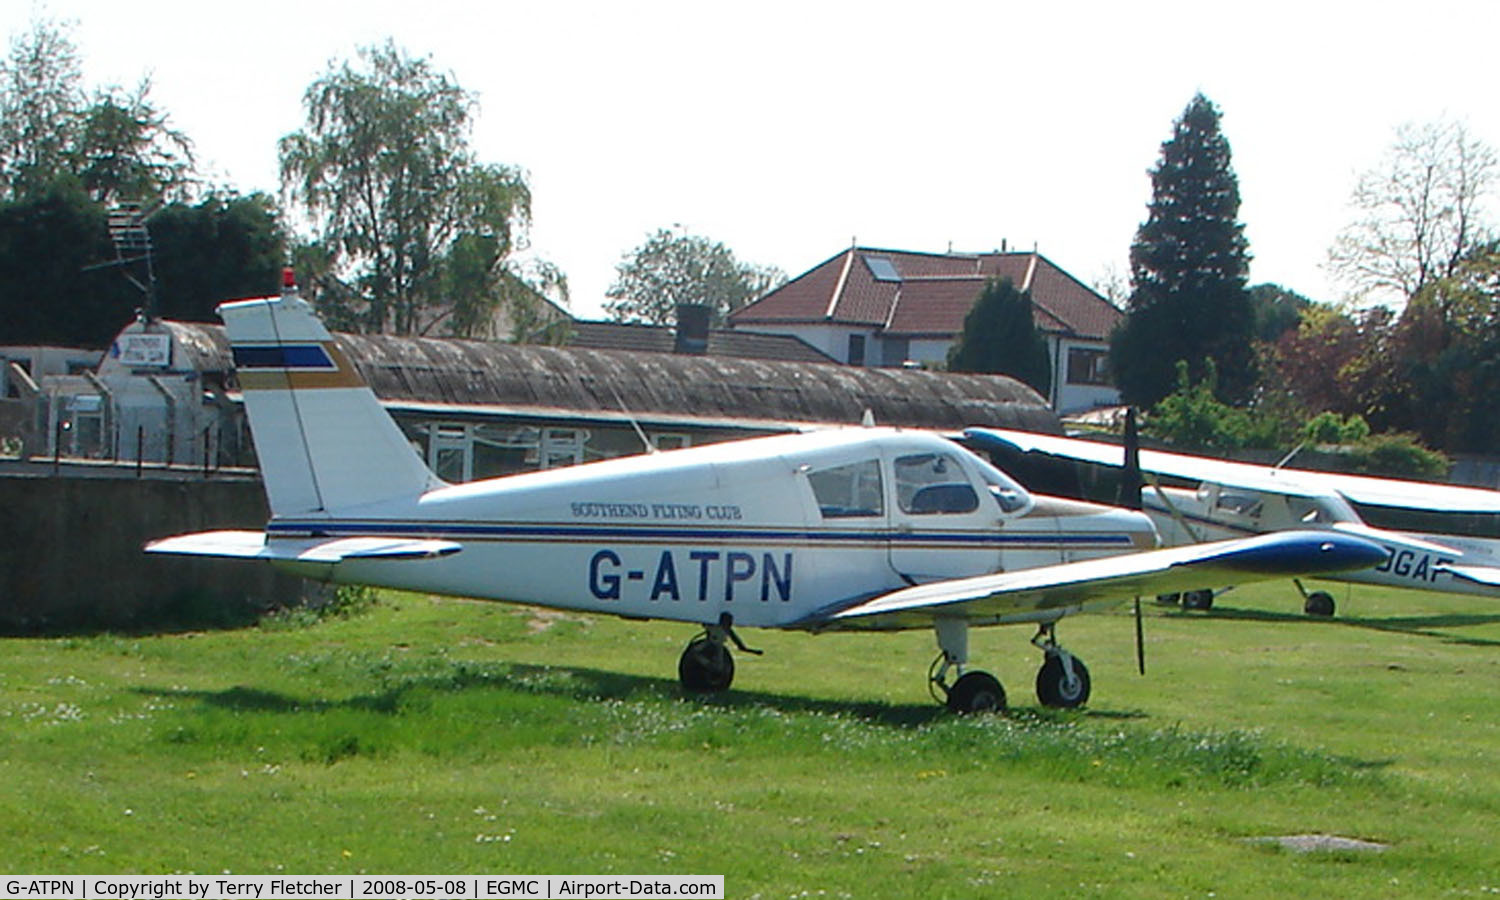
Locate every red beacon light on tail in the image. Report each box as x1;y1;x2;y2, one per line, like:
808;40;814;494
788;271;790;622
281;267;297;296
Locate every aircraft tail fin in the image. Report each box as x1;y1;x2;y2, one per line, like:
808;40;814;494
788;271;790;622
219;282;442;517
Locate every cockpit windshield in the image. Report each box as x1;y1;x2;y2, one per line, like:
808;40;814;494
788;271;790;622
968;455;1034;516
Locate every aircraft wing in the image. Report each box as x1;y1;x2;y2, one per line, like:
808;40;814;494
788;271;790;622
966;427;1340;498
965;427;1500;513
145;530;463;562
822;530;1386;631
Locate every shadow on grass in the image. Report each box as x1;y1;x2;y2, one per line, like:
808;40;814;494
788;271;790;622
1172;605;1500;648
136;661;1147;729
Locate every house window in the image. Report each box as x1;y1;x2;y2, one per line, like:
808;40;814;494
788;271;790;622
847;334;866;366
1066;347;1109;385
881;337;910;367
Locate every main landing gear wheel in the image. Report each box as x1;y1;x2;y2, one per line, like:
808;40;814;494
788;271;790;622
928;619;1005;715
946;671;1007;714
677;613;761;694
678;635;733;693
1035;654;1091;708
1304;591;1336;617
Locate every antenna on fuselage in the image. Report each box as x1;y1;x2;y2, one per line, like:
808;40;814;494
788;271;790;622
1273;442;1306;471
605;381;657;454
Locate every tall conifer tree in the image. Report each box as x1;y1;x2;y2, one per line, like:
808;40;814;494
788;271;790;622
1111;93;1255;407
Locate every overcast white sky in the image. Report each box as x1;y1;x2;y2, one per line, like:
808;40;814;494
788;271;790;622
7;0;1499;318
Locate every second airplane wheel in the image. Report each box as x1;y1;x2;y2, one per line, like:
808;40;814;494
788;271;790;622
1304;591;1336;617
1036;655;1091;709
1181;589;1215;611
946;671;1006;714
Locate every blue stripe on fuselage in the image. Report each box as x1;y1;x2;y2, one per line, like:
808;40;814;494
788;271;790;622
265;519;1137;548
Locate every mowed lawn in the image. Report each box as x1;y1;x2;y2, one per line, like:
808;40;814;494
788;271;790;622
3;580;1500;898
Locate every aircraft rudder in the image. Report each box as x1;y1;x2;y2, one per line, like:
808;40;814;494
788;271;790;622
221;287;440;517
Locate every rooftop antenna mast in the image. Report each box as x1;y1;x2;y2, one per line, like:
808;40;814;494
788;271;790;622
105;201;163;323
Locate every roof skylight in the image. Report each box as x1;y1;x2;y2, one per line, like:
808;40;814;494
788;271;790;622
863;255;902;282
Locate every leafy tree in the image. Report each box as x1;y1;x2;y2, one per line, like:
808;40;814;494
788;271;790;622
1302;411;1370;445
605;226;785;326
0;179;128;345
1329;119;1497;306
1144;361;1274;451
279;41;549;336
150;193;284;321
73;81;195;205
1248;283;1312;343
1110;93;1256;408
946;277;1052;396
0;17;84;197
1;21;193;205
1344;241;1500;452
1146;359;1446;477
0;183;287;346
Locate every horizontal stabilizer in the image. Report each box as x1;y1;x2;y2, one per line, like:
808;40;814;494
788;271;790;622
1437;564;1500;588
1329;522;1460;556
823;530;1387;630
145;530;462;563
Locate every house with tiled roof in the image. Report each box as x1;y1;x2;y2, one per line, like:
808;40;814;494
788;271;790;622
729;246;1124;413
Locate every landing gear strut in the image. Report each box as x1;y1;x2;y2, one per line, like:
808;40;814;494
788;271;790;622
678;613;761;693
1032;623;1091;708
929;618;1006;714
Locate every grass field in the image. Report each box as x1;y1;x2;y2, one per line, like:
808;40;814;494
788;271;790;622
3;581;1500;898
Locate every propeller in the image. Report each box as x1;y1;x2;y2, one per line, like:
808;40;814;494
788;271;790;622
1118;407;1143;512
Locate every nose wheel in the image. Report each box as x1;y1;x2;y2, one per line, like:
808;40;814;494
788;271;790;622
1032;624;1090;708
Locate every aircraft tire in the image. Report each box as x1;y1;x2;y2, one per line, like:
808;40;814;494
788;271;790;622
1156;593;1181;606
1181;589;1215;611
678;636;734;693
1036;655;1091;708
946;671;1006;714
1304;591;1336;617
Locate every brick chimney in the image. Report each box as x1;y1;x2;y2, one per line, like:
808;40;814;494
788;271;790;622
674;304;711;355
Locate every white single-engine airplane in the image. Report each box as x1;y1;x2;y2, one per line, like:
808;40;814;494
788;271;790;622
966;426;1500;616
146;283;1387;711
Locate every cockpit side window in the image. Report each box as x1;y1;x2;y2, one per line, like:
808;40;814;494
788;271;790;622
1215;491;1263;518
807;459;885;518
894;453;981;515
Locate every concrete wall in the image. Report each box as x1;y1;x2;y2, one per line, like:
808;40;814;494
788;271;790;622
0;464;304;633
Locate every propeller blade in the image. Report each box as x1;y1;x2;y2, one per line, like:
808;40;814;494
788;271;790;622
1134;596;1146;675
1118;407;1144;511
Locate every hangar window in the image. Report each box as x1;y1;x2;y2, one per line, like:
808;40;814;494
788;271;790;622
807;459;884;518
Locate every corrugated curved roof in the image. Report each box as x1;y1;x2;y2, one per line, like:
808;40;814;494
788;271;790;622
162;321;1059;433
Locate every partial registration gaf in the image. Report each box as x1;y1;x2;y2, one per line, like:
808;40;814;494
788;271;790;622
146;272;1387;713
